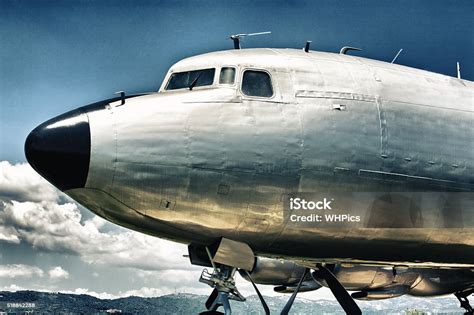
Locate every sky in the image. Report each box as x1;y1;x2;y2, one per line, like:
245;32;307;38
0;0;472;308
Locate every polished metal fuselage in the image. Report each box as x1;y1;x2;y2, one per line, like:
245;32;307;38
66;48;474;268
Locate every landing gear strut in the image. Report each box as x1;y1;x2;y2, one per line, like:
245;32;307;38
199;266;245;315
455;289;474;315
198;245;269;315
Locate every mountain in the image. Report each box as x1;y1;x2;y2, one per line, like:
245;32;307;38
0;290;464;314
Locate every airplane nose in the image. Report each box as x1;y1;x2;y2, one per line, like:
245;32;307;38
25;108;91;191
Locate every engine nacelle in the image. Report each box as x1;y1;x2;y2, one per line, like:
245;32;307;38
351;285;411;300
312;264;396;290
274;280;322;293
239;257;307;285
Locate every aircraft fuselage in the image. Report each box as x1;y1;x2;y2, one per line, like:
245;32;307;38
25;49;474;300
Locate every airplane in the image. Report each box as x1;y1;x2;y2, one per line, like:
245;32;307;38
24;36;473;314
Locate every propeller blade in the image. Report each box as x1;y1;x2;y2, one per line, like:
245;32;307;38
205;288;219;310
313;264;361;315
280;268;309;315
243;270;270;315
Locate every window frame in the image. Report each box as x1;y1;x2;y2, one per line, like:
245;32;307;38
164;68;217;91
218;66;237;86
239;68;275;99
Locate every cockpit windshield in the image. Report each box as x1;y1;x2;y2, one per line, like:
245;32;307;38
165;68;215;90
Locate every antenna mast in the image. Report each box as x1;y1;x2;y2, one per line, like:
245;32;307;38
339;46;362;55
391;49;403;64
229;31;271;49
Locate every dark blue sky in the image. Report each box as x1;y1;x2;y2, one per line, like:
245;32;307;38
1;0;473;162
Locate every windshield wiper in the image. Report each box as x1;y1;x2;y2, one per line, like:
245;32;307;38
188;71;202;90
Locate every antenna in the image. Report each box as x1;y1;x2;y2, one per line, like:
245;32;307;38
339;46;362;55
229;31;271;49
457;62;461;79
391;49;403;64
304;41;312;53
115;91;125;105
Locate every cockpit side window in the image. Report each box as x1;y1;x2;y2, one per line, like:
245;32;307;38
241;70;273;97
219;67;236;85
166;68;215;90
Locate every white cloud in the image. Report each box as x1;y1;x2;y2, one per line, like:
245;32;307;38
0;264;71;281
0;225;20;244
0;284;27;291
0;161;59;203
48;266;69;279
64;288;118;300
0;264;44;278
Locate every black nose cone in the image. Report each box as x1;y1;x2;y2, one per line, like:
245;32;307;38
25;108;91;191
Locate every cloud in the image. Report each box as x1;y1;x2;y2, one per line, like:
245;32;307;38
1;200;87;254
0;225;20;244
48;266;69;280
0;161;59;203
63;288;118;300
0;284;27;291
0;264;70;281
0;264;44;278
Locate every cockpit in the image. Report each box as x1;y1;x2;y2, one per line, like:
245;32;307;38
165;68;216;90
161;66;274;98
